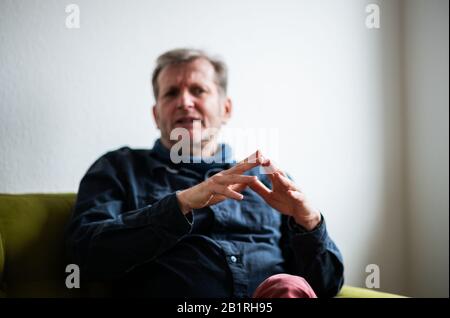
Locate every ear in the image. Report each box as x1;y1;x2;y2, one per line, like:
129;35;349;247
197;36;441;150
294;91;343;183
152;104;160;129
221;97;233;124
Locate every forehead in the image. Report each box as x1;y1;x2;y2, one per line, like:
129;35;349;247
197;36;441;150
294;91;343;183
157;58;217;88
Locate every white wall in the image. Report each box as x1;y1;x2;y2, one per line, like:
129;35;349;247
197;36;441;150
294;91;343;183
0;0;447;296
403;0;449;297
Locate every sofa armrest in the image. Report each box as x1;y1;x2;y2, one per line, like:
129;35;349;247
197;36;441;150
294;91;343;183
336;285;406;298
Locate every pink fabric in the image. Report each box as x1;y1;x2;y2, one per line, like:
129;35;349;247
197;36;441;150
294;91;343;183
252;274;318;298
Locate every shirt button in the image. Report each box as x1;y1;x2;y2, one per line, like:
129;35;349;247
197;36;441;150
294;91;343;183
230;256;237;263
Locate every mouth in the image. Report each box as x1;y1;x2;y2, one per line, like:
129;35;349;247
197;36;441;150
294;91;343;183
174;117;203;127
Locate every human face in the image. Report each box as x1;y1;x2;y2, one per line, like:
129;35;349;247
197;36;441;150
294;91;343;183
153;58;232;151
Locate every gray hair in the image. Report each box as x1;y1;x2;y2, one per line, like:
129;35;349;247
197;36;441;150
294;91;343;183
151;48;228;100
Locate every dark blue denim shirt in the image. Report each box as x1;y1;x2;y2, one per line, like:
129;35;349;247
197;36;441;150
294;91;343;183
66;139;344;297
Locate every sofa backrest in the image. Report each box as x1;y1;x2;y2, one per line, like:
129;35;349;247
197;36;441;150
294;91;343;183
0;193;106;297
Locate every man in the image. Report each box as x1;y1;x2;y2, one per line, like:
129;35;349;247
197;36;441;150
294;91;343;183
65;48;344;298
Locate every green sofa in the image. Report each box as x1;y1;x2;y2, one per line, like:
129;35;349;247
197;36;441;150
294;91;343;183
0;193;404;298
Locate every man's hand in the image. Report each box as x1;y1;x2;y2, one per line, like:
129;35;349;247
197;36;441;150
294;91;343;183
250;159;321;231
176;151;263;214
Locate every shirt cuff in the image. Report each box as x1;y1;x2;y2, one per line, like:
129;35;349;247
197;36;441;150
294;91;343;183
145;192;193;237
288;213;329;253
288;212;324;232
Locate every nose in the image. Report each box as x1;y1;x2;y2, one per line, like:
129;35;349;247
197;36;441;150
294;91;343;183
176;90;195;110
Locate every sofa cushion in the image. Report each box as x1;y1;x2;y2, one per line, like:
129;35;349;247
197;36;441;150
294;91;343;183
0;193;82;297
336;286;405;298
0;193;404;298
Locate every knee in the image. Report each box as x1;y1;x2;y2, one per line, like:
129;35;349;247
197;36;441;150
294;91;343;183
252;274;317;298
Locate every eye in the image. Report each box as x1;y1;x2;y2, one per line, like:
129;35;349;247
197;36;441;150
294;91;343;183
164;88;178;98
191;86;206;96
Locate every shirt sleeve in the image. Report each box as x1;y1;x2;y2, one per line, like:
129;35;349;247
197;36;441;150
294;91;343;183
65;154;193;281
280;214;345;298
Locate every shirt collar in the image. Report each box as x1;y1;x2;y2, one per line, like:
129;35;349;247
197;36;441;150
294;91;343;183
149;138;235;175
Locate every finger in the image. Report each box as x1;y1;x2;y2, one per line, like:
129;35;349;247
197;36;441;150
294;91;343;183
261;159;277;174
223;150;264;175
248;179;272;201
277;170;286;177
258;156;287;176
241;149;264;164
230;183;249;193
262;159;285;176
288;189;300;198
213;184;244;200
274;172;297;190
287;189;305;203
215;174;258;185
267;172;275;185
265;171;278;189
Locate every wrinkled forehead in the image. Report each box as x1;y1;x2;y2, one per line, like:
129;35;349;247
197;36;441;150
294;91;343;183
157;58;217;89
